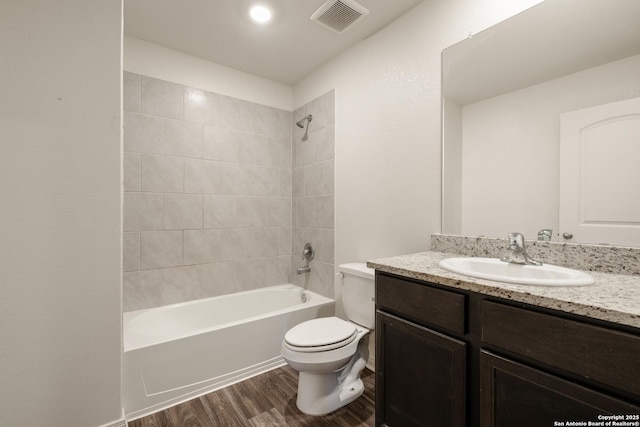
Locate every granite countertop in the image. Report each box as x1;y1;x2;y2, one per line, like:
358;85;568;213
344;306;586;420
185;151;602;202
368;251;640;330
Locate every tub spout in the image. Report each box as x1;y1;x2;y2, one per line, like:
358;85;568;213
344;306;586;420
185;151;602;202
297;265;311;275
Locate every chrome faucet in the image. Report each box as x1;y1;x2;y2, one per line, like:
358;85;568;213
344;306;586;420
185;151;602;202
537;229;553;241
500;232;542;266
297;242;314;275
296;265;311;274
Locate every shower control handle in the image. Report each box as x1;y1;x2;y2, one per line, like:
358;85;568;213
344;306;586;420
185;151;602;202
301;243;315;262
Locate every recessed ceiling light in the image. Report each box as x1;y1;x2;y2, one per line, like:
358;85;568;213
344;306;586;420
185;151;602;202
249;4;272;24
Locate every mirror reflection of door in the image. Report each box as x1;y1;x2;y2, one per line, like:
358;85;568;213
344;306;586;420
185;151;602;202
559;97;640;246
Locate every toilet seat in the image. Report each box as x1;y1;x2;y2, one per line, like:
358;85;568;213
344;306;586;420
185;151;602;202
284;317;357;353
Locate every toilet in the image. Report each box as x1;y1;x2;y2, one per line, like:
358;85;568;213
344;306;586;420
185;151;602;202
281;262;375;415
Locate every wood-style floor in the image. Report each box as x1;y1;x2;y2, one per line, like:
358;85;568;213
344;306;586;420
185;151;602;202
128;365;375;427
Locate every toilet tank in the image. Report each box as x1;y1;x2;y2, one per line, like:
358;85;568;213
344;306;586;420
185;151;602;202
339;263;375;329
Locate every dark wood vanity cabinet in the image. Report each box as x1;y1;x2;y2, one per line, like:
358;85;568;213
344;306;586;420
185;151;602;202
375;271;640;427
375;311;466;427
480;351;639;426
375;273;468;427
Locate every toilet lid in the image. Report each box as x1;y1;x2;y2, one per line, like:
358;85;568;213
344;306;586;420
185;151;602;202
284;317;357;349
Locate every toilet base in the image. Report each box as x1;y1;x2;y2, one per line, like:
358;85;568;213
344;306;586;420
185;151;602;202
294;335;369;415
296;372;364;416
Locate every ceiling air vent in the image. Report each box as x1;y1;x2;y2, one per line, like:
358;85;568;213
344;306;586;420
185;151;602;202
311;0;370;33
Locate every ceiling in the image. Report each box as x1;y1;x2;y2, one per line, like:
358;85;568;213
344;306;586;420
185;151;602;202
124;0;424;85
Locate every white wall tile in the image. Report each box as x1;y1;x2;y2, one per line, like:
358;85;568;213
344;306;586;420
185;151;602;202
292;167;304;197
184;158;221;194
304;162;323;196
183;229;219;265
218;228;250;261
184;87;221;126
289;255;305;287
309;261;334;298
123;71;140;113
309;228;334;264
124;112;163;154
203;195;237;228
313;195;335;229
250;166;279;196
220;163;252;195
203;126;239;162
121;74;331;311
236;197;267;227
253;104;291;138
140;76;183;120
123;192;163;231
267;197;292;227
141;155;183;193
123;232;140;272
123;269;163;312
308;90;335;131
313;124;335;162
238;133;268;165
219;95;252;132
294;197;314;227
304;160;334;196
235;258;265;290
279;168;293;197
199;262;238;297
292;227;313;254
160;266;201;304
290;91;335;298
268;136;292;168
322;160;335;195
123;152;141;192
294;136;314;167
140;230;183;269
265;256;291;285
164;193;203;230
250;227;279;258
279;227;292;256
164;119;203;158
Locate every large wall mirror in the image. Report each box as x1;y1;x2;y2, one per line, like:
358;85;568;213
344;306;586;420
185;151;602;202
441;0;640;246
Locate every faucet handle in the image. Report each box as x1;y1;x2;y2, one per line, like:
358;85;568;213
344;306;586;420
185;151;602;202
301;242;315;262
506;232;525;250
537;229;553;241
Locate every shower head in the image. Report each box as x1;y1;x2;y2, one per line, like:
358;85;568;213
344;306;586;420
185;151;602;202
296;114;312;129
296;114;313;141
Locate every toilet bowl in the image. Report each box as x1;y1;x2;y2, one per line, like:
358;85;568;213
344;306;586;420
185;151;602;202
281;262;374;415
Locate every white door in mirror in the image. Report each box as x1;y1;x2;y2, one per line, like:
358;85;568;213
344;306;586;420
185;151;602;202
560;97;640;247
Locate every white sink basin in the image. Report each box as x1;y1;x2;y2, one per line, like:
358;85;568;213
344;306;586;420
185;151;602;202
438;257;595;287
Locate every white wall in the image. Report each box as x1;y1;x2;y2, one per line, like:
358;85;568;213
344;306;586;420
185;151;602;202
443;99;463;234
461;54;640;239
124;36;293;111
0;1;123;426
293;0;544;274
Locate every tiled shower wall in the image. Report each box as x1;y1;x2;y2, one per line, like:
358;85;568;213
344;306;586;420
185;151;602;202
123;72;294;312
291;92;335;297
122;72;335;312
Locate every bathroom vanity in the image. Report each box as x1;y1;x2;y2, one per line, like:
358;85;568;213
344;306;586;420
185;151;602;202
369;252;640;427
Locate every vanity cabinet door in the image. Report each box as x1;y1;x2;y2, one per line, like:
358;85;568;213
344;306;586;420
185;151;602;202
376;311;466;427
480;351;640;427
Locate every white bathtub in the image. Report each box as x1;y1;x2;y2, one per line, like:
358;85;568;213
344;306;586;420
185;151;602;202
123;284;334;420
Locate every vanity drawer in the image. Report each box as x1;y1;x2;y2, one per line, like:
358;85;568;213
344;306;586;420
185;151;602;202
481;300;640;396
376;273;466;335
